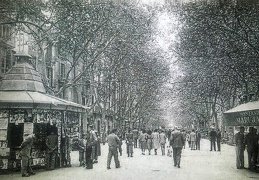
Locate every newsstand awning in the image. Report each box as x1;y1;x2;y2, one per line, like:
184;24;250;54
0;91;89;112
223;101;259;126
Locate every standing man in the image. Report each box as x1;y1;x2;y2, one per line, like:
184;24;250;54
85;125;97;169
170;127;185;168
107;129;121;170
78;135;86;166
245;127;255;170
196;129;201;150
235;126;245;169
216;129;222;151
46;131;58;170
209;128;217;151
20;134;36;177
126;129;134;157
132;128;139;148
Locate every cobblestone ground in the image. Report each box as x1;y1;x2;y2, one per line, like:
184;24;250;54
1;139;259;180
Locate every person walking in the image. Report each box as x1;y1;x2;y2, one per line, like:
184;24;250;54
209;128;217;151
107;129;121;170
235;126;245;169
216;129;221;151
170;127;185;168
139;129;147;155
159;130;167;156
146;130;153;155
196;130;201;150
20;133;36;177
152;129;160;155
190;129;196;150
126;129;134;157
45;131;58;170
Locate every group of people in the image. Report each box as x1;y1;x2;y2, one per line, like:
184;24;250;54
19;131;59;177
235;126;259;171
138;129;167;156
75;125;101;169
21;125;217;177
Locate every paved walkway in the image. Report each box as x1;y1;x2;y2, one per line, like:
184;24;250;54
1;139;259;180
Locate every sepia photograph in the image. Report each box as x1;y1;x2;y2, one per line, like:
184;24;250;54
0;0;259;179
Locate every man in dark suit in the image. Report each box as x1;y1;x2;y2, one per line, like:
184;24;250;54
235;126;245;169
216;129;221;151
209;128;217;151
245;127;257;170
170;127;185;168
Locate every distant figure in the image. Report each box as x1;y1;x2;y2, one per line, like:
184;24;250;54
20;134;36;177
235;126;245;169
126;129;134;157
170;127;185;168
209;128;217;151
190;129;196;150
152;129;160;155
85;126;96;169
196;130;201;150
216;129;221;151
107;129;121;170
46;131;58;170
139;129;147;155
186;132;191;148
132;128;139;148
146;130;153;155
78;136;85;166
159;130;167;156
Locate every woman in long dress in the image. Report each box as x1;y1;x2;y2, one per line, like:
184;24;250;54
152;129;160;155
139;130;147;155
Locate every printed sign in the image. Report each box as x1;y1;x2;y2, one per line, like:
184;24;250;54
0;130;7;141
24;122;34;135
0;118;8;130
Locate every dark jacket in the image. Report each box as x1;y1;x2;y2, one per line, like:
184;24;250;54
170;130;185;148
209;130;217;142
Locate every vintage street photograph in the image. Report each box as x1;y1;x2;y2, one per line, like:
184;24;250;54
0;0;259;179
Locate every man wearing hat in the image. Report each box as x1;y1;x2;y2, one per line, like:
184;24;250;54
170;126;185;168
235;126;245;169
20;133;36;177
